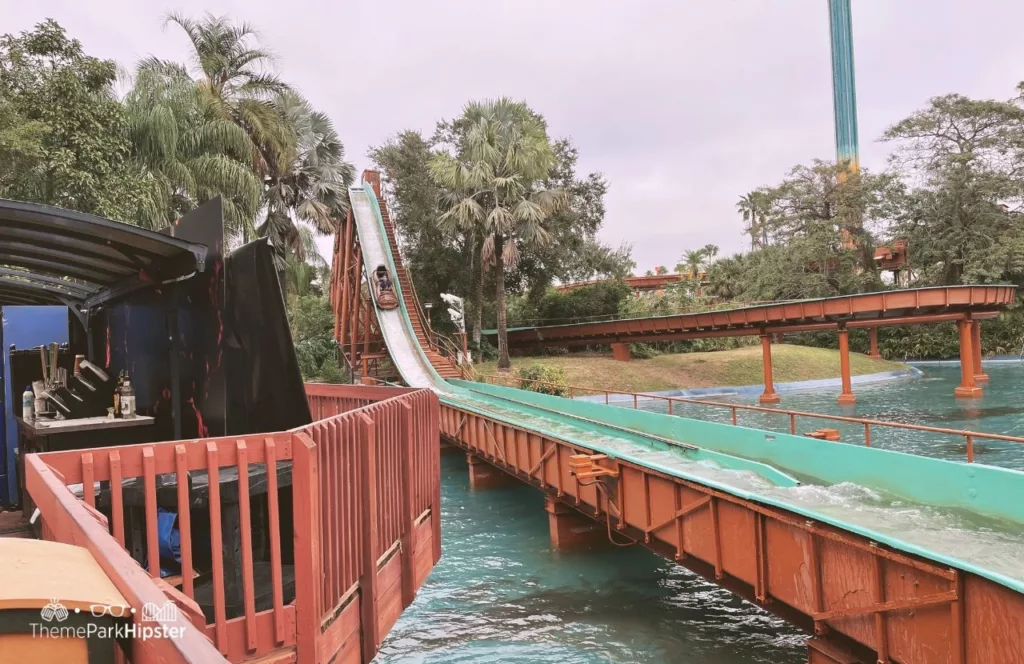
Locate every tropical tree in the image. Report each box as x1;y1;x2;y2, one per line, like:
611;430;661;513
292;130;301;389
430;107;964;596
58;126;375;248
737;190;771;249
260;92;354;274
124;60;262;231
430;98;566;369
882;93;1024;284
161;12;294;178
0;20;144;219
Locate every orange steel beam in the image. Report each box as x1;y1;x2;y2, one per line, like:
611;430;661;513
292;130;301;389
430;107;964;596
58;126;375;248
972;321;989;383
499;286;1014;348
759;334;779;404
513;310;1002;349
837;326;855;404
954;319;982;399
439;401;1024;664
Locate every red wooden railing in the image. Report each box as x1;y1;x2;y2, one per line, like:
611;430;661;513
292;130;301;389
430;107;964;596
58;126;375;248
478;373;1024;464
25;383;441;664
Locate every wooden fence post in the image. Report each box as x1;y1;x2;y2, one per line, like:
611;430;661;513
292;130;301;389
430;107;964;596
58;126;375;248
358;412;380;663
292;432;322;664
398;401;416;607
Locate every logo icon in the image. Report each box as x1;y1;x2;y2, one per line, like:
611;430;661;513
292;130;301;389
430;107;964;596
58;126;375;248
40;599;69;623
142;601;178;623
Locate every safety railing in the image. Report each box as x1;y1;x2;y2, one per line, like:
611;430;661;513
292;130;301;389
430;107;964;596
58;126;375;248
477;373;1024;464
25;383;440;664
25;453;226;663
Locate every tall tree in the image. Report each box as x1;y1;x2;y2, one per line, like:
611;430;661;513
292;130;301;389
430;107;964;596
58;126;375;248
162;13;294;179
430;98;566;369
260;92;354;273
736;190;771;249
0;20;144;219
124;60;262;231
883;93;1024;284
370;130;475;332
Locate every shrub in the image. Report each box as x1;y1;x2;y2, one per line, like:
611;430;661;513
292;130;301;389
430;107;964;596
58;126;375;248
515;364;569;396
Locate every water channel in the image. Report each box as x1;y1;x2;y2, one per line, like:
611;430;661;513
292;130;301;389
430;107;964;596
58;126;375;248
377;364;1024;663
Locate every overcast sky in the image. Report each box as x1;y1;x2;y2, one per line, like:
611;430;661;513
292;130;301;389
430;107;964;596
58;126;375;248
7;1;1024;272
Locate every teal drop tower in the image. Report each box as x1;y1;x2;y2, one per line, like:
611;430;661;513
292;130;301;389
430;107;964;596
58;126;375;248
828;0;859;172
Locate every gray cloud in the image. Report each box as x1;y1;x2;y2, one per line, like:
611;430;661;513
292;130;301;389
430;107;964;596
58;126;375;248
7;0;1024;272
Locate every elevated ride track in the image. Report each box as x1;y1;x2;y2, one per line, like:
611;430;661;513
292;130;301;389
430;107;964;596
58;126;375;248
343;175;1024;664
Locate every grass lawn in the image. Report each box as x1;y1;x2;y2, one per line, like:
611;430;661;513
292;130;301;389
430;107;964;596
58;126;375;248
477;344;907;393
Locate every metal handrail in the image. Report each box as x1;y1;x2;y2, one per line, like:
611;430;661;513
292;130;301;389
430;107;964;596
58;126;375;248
476;373;1024;464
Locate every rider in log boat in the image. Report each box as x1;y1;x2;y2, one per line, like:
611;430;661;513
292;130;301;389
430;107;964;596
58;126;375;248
374;265;398;310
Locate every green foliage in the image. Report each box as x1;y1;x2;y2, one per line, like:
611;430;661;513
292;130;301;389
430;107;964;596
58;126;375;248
287;294;345;382
430;98;568;369
260;92;354;271
882;94;1024;286
514;364;568;396
506;280;632;326
372;103;631;363
0;20;146;219
370;130;473;333
629;343;659;359
124;59;262;230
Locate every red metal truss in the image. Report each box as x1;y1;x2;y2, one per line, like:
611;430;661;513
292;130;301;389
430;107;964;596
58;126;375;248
498;286;1015;348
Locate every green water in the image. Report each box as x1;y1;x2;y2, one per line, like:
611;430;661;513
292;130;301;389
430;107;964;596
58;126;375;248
636;364;1024;471
377;454;805;663
378;364;1024;663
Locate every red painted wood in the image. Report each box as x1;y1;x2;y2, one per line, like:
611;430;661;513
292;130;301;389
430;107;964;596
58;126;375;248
265;437;286;645
293;431;323;664
207;441;228;654
358;413;380;663
236;440;258;653
174;444;195;600
143;446;159;578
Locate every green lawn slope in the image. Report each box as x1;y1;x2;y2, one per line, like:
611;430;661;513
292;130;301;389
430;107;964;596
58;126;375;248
478;344;908;393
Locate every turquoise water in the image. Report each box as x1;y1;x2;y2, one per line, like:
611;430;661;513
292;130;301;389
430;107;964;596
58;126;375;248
378;364;1024;663
377;454;806;663
636;363;1024;471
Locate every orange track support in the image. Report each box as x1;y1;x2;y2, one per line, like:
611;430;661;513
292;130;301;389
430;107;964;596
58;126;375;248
837;327;855;405
759;334;780;404
497;286;1014;349
954;319;982;399
971;320;989;384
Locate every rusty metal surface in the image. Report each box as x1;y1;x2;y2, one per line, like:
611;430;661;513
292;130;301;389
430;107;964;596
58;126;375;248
494;286;1015;348
439;400;1024;664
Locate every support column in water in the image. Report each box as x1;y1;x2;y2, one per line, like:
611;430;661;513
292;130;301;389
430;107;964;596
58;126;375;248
828;0;860;173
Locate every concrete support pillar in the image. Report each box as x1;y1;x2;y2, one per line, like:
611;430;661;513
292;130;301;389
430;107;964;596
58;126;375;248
545;497;607;551
466;454;516;490
868;327;881;359
837;327;856;405
759;334;780;404
611;342;631;362
971;320;989;383
955;319;983;398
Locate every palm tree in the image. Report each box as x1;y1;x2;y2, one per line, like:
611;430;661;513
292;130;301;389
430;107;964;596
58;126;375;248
430;98;566;370
124;60;262;232
261;92;354;275
161;12;295;181
737;191;770;250
282;226;330;298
